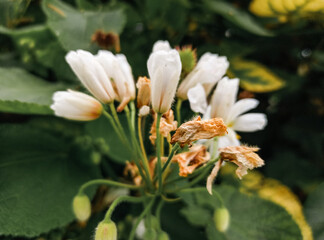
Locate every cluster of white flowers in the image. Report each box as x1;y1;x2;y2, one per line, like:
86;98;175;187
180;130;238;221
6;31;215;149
51;40;267;150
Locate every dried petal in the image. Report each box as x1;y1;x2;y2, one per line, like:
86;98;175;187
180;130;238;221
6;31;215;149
219;145;264;179
171;116;227;147
206;160;223;195
150;110;178;144
136;77;151;108
172;145;210;177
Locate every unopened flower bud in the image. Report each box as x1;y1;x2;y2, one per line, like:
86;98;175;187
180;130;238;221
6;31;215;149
213;207;230;232
139;105;150;117
72;194;91;222
157;231;170;240
91;151;101;165
136;76;151;108
95;221;117;240
144;228;157;240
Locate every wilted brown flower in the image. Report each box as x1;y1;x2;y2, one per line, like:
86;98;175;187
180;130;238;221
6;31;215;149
170;116;227;147
173;145;210;177
150;110;178;144
124;161;142;186
91;31;120;52
206;145;264;194
136;77;151;108
219;145;264;179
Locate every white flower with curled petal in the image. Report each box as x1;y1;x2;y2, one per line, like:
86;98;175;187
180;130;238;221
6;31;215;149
65;50;115;103
177;52;229;99
51;90;103;121
96;50;135;111
210;77;267;148
147;49;182;114
152;40;171;52
187;83;207;114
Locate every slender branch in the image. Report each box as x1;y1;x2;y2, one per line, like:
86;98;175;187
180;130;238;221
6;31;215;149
155;113;163;193
138;116;150;179
176;99;183;126
161;143;180;173
129;197;156;240
78;179;140;195
104;195;148;222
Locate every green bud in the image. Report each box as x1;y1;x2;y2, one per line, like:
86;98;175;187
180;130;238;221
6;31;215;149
157;231;170;240
144;228;157;240
94;138;110;155
178;46;197;76
91;151;101;165
95;221;117;240
72;194;91;222
213;207;230;232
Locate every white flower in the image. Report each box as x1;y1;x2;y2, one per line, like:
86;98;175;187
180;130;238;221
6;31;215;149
65;50;115;103
210;77;267;148
147;49;182;114
187;83;207;114
152;40;171;52
177;52;229;99
51;90;103;121
96;50;135;111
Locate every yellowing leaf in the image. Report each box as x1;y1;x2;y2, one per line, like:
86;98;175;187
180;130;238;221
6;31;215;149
220;165;313;240
230;58;285;92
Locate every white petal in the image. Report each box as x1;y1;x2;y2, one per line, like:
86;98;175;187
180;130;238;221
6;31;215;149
210;77;239;121
147;49;182;113
227;98;259;124
152;40;171;52
202;105;211;120
233;113;267;132
116;54;136;99
217;128;240;148
187;84;207;114
138;105;150;117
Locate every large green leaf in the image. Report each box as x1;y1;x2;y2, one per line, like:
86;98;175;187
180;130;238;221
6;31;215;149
204;0;274;37
42;0;126;51
179;185;302;240
85;114;133;164
304;182;324;240
0;124;100;237
0;67;66;115
0;25;75;81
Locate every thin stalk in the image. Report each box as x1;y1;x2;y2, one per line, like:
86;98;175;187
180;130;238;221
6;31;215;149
125;106;153;190
109;103;125;135
176;99;183;126
155;113;163;193
78;179;140;195
104;196;148;222
102;110;127;145
129;197;156;240
161;143;180;173
130;101;136;130
138;116;150;177
155;200;164;231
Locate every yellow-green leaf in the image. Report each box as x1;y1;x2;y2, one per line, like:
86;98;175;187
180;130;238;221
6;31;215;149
229;58;285;92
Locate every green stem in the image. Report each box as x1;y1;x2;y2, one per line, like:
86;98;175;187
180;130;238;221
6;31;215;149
156;113;163;193
155;199;164;231
102;110;125;144
104;196;148;222
138;116;150;178
130;101;136;131
129;197;156;240
176;99;183;126
125;106;153;190
161;143;180;173
109;103;124;134
78;179;140;195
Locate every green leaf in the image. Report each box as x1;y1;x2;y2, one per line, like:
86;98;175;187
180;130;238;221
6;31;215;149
1;25;75;81
42;0;126;51
0;67;67;115
204;0;274;37
180;186;302;240
0;124;100;237
85;114;133;163
304;182;324;240
229;58;285;92
181;207;212;226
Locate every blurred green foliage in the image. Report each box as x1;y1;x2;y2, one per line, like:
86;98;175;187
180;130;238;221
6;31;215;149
0;0;323;239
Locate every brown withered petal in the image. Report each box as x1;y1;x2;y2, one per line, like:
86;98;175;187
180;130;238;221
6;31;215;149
172;145;210;177
219;145;264;179
123;161;142;186
150;110;178;145
170;116;227;147
91;31;120;52
206;159;223;195
136;77;151;108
